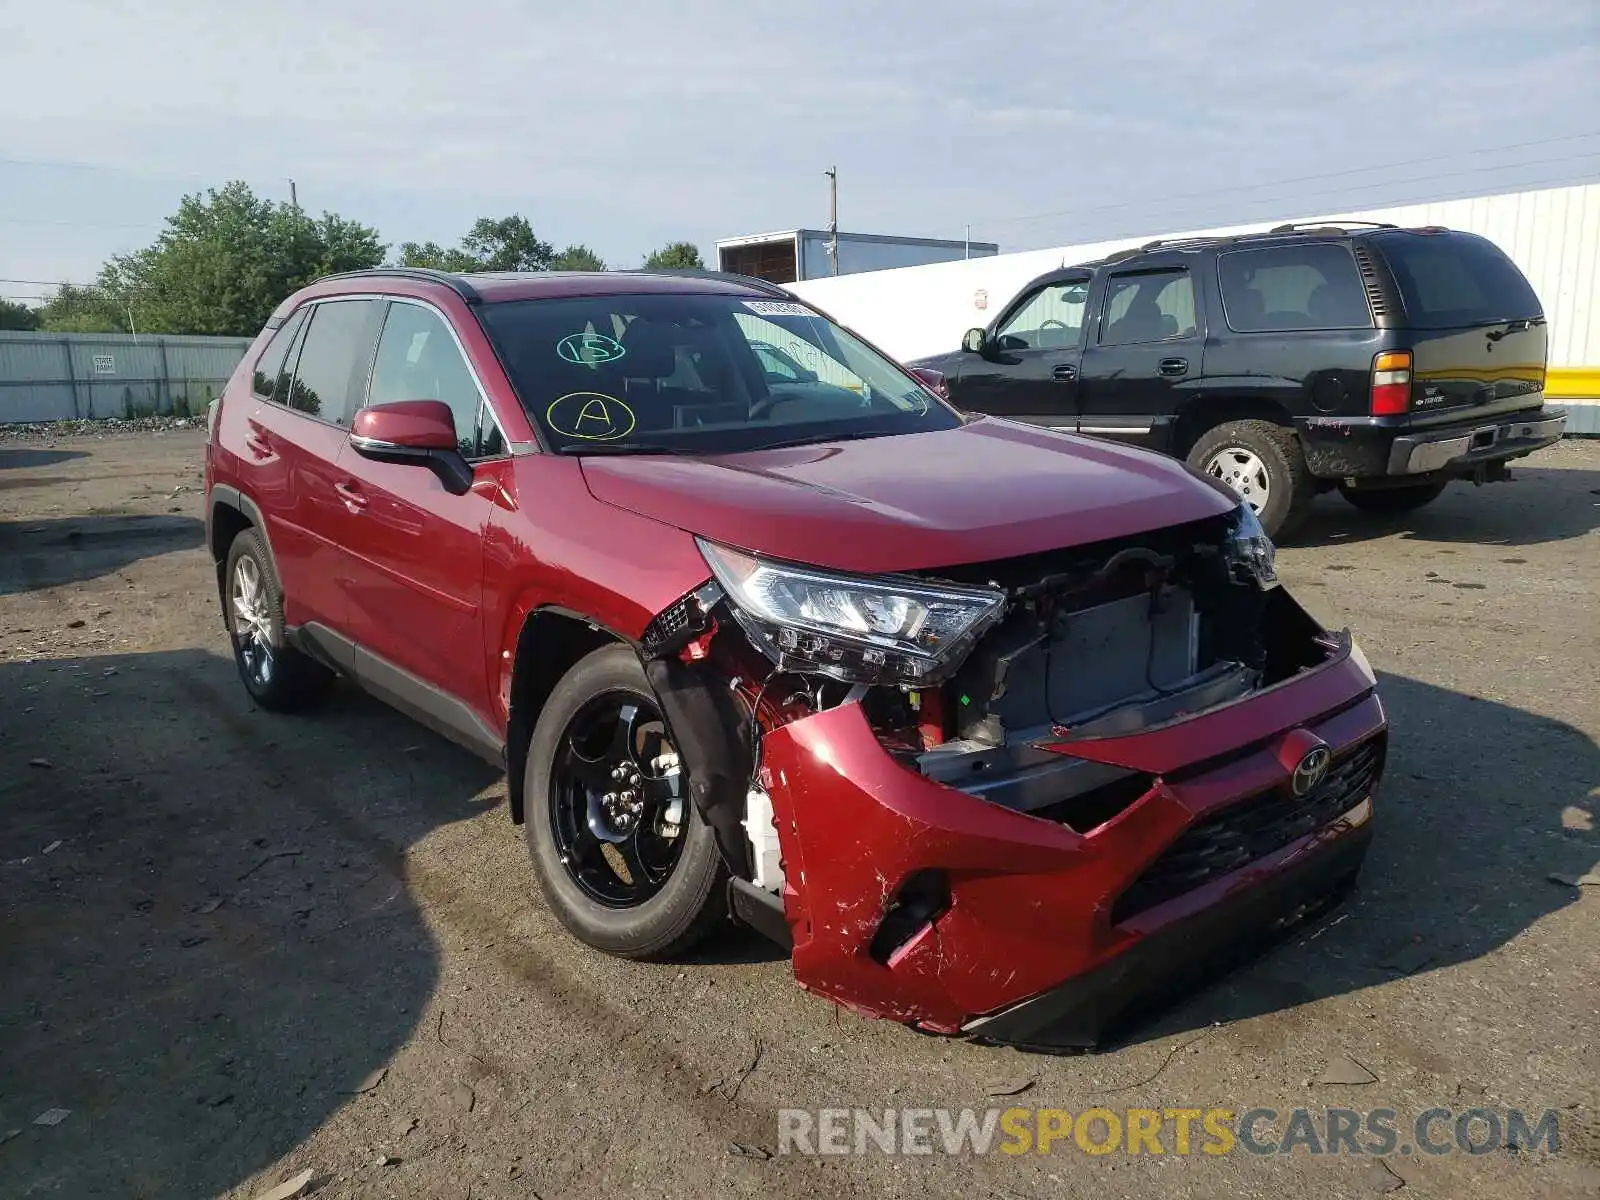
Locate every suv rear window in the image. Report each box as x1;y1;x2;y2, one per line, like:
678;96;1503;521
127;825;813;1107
1371;230;1541;330
1217;243;1371;332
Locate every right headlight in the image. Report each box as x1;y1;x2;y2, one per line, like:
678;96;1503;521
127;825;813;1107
697;539;1006;686
1222;502;1278;589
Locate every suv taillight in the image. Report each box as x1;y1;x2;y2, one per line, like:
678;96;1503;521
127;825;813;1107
1371;351;1412;415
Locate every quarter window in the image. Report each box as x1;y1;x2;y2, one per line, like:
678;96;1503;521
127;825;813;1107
366;302;500;459
994;281;1090;350
1100;270;1197;346
251;309;306;400
283;299;382;425
1217;244;1371;332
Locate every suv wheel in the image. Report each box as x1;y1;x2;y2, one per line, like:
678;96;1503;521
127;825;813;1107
1339;481;1448;514
223;529;334;711
1188;419;1313;540
523;643;727;961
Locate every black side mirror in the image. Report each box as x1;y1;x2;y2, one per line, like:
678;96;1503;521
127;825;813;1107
961;328;987;355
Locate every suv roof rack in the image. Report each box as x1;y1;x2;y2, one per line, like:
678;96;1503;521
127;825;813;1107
1098;219;1408;266
315;266;482;304
621;268;794;297
1268;220;1398;233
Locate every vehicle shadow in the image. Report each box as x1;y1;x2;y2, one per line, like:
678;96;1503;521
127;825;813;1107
0;515;204;596
1108;668;1597;1048
0;447;90;473
0;648;499;1199
1287;463;1600;548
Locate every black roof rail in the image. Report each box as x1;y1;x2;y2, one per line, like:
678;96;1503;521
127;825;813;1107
1139;235;1221;252
1269;220;1398;233
622;268;794;297
314;266;482;304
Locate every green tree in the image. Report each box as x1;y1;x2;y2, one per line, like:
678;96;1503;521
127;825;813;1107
553;244;607;271
37;284;130;334
644;241;704;270
396;240;482;273
99;181;385;336
399;215;559;273
0;298;41;331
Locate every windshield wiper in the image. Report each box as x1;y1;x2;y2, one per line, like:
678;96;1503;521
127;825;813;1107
565;441;685;456
754;430;888;451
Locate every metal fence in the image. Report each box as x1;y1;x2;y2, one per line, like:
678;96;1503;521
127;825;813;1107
0;331;254;424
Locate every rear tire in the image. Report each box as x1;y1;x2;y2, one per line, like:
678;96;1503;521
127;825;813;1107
1187;419;1314;540
222;529;334;712
1339;481;1448;514
523;643;727;961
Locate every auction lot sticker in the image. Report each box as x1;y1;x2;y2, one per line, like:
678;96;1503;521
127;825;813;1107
546;391;636;441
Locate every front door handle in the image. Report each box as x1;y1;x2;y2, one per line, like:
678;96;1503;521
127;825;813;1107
1159;357;1189;376
334;481;368;512
1052;363;1078;381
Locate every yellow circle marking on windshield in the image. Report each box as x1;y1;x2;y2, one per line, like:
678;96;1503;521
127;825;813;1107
546;392;637;441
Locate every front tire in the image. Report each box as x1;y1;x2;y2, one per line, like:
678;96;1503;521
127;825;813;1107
523;643;727;960
1339;481;1448;514
222;529;333;712
1187;419;1314;540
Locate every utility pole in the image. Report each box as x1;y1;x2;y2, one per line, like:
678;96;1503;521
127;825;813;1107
288;179;299;209
825;166;838;276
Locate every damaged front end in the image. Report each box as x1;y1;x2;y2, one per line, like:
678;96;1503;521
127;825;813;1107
640;504;1386;1050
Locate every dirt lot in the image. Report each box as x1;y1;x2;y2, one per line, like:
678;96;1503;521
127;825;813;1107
2;429;1597;1200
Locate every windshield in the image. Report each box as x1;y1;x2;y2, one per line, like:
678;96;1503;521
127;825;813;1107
475;293;961;454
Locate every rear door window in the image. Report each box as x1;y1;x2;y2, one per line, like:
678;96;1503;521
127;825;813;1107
284;299;383;425
1372;231;1541;329
1217;243;1371;331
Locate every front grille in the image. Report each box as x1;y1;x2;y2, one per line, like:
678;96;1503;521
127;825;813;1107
1111;736;1384;923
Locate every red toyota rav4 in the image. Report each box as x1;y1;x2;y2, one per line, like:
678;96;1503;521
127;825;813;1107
204;267;1387;1050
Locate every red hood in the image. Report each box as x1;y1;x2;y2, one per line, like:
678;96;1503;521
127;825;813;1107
578;418;1236;573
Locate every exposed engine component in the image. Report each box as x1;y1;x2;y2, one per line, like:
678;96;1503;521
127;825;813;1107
743;786;784;893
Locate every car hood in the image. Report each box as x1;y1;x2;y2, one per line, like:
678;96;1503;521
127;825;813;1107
578;417;1237;574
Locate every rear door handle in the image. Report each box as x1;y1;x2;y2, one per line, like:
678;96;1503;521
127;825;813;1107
1159;357;1189;376
1052;363;1078;381
334;481;368;512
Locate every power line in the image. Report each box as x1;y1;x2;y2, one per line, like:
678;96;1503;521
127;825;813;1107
963;131;1600;232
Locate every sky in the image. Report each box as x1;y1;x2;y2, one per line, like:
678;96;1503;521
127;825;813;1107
2;0;1597;306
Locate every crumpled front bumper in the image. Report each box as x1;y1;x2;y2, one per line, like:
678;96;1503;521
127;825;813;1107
759;634;1386;1049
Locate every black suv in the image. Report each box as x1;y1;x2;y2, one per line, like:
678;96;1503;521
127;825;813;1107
911;223;1567;537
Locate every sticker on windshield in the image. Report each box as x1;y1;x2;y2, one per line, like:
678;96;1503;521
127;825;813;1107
743;300;813;317
546;392;637;441
556;332;626;365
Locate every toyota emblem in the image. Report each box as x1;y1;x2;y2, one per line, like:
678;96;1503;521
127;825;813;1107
1291;746;1332;797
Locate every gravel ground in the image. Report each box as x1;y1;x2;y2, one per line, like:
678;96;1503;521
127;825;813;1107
1;430;1596;1200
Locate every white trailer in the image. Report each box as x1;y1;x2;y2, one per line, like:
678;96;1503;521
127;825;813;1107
787;182;1600;433
717;229;998;285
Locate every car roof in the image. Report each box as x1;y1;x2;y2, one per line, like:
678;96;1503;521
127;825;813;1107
310;267;791;305
1018;221;1423;289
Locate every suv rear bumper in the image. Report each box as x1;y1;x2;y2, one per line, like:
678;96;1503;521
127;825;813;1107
1385;410;1566;475
1299;405;1566;481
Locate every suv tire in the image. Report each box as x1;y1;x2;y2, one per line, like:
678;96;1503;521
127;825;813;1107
223;529;334;711
524;643;727;961
1339;481;1448;514
1188;419;1314;540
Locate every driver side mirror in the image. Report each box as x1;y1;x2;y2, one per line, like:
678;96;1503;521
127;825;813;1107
908;366;948;400
349;400;473;495
961;327;988;355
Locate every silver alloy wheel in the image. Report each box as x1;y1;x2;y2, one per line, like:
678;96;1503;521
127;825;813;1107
1204;446;1271;514
231;554;275;685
